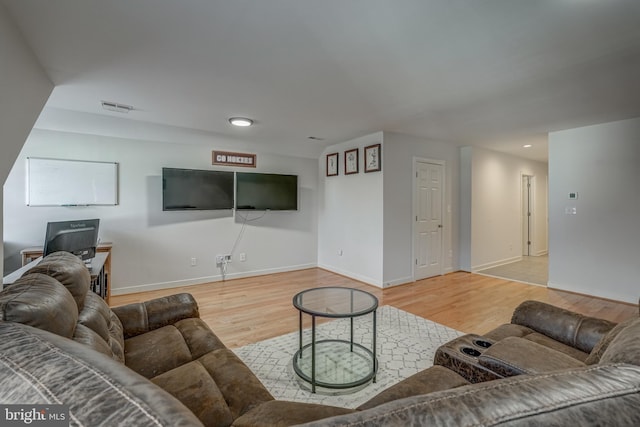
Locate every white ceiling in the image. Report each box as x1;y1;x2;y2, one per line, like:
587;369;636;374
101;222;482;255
5;0;640;162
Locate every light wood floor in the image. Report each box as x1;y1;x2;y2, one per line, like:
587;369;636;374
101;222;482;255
110;268;638;349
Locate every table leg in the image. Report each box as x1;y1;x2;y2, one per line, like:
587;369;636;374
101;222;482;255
312;315;316;393
373;309;377;383
350;317;354;352
350;289;354;351
298;310;302;359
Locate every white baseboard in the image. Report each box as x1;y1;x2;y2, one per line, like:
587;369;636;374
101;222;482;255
317;263;383;288
382;276;413;288
472;256;522;272
113;263;457;296
111;263;316;296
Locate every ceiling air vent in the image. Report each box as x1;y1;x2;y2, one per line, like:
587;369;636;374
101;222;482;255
101;101;133;113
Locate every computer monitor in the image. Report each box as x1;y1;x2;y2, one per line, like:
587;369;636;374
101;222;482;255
43;219;100;261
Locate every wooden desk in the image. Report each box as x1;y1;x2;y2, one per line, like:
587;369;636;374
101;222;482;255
87;252;111;303
20;242;113;266
9;246;112;305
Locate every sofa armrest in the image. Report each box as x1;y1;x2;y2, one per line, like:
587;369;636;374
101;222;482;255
294;364;640;427
478;336;586;377
112;293;200;339
511;300;616;353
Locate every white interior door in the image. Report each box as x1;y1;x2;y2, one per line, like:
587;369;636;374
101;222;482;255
414;161;443;280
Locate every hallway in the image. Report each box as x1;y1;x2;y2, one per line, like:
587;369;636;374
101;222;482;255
477;255;548;286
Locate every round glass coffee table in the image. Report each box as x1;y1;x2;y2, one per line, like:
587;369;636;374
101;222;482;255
292;287;378;393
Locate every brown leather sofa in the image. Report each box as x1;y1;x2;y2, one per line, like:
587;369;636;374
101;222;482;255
1;251;639;426
0;252;353;426
299;299;640;426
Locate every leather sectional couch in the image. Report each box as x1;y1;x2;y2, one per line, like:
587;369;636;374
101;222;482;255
0;252;353;426
1;251;639;426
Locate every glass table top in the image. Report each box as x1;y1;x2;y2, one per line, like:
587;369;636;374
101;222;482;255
293;287;378;317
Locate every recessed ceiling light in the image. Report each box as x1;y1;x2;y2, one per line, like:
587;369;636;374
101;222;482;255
523;144;532;148
229;117;253;127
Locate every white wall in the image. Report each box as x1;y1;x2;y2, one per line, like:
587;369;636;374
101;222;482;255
317;131;460;288
0;4;53;279
317;133;384;286
549;117;640;304
4;129;318;294
382;132;460;286
462;146;548;271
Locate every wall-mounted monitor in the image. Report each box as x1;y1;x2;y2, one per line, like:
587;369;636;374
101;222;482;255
235;172;298;211
43;219;100;261
162;168;234;211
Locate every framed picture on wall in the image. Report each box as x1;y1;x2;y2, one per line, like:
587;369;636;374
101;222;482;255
345;148;359;175
326;152;339;176
364;143;381;173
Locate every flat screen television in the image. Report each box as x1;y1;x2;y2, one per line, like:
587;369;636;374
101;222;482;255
162;168;234;211
43;219;100;261
235;172;298;211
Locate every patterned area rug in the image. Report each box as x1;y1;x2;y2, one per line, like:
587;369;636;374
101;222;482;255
232;305;463;408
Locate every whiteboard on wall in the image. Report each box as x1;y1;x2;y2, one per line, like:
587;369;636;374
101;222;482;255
26;158;119;206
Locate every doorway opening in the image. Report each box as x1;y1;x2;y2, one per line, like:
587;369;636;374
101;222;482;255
477;173;548;286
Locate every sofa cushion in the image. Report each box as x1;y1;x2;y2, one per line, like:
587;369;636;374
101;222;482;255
600;318;640;366
358;365;469;410
0;273;78;338
123;317;227;378
152;361;233;427
78;292;114;342
173;317;227;358
522;332;590;362
482;323;535;342
113;293;200;339
586;317;637;365
25;251;90;311
234;400;356;427
124;325;194;378
198;349;274;419
478;337;586;377
107;311;126;363
78;291;125;362
0;322;204;427
295;364;640;427
511;300;616;353
73;323;116;359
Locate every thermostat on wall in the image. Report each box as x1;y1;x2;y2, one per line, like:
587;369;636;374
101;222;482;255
568;192;578;200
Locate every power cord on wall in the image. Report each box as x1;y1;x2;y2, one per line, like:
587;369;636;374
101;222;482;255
220;210;268;281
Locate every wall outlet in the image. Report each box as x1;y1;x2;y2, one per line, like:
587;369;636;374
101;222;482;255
190;257;197;266
216;254;232;266
239;252;246;262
